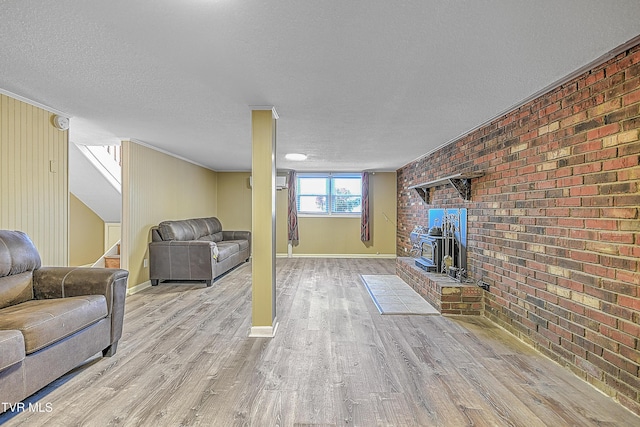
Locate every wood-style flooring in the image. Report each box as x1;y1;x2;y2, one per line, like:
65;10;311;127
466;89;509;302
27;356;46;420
1;258;638;426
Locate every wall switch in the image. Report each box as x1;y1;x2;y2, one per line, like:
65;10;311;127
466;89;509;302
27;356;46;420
143;259;148;268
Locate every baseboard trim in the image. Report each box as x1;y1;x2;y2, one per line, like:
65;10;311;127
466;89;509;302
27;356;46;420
276;253;397;259
127;280;152;296
249;320;279;338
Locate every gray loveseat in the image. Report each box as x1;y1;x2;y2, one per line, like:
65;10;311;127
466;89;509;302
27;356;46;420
0;230;128;410
149;217;251;287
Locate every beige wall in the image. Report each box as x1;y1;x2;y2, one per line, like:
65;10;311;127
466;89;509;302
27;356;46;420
69;193;104;266
291;172;397;256
121;141;218;287
0;94;69;265
216;171;397;257
216;172;252;231
0;90;394;274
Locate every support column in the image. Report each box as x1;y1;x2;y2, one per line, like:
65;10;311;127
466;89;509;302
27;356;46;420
249;106;279;337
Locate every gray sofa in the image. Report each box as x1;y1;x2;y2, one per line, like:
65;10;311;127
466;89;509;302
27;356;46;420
149;217;250;287
0;230;128;410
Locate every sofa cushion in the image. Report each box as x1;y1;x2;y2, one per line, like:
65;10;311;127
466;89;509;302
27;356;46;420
158;221;196;241
225;239;250;251
196;232;223;243
203;217;223;235
0;330;25;371
0;231;40;309
188;218;211;239
0;271;34;310
158;217;225;242
0;295;108;354
0;230;42;277
215;242;240;262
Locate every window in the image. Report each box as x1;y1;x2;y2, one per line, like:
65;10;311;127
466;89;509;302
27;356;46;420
297;173;362;215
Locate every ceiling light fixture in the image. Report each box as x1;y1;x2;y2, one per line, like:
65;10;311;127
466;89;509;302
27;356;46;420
285;153;307;161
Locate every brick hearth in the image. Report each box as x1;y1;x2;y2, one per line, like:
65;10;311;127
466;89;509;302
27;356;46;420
396;257;484;315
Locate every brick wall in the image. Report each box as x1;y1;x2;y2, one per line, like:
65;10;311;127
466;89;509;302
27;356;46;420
397;43;640;414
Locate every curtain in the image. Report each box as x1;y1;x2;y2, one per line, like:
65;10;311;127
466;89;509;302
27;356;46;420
361;171;370;242
287;170;299;243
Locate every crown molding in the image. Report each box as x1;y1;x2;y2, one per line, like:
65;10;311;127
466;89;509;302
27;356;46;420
123;138;214;171
0;87;70;117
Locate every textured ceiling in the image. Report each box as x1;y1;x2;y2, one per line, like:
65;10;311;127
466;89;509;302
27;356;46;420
1;1;640;172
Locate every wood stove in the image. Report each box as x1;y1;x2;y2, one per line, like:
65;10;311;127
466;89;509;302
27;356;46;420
410;208;467;279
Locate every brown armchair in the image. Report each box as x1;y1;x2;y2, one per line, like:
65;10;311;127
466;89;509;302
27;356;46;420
0;230;128;408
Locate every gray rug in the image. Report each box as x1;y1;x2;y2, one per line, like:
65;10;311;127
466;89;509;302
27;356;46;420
360;275;439;315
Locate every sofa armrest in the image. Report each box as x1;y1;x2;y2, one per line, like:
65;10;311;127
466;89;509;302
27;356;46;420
149;240;218;281
222;230;251;242
149;240;217;255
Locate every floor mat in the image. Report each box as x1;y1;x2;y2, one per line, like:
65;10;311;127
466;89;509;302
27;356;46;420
360;274;439;315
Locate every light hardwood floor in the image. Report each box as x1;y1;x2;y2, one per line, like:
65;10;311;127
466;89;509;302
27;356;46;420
1;258;638;426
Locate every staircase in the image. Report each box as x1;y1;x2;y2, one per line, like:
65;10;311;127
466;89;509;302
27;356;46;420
92;241;121;269
70;141;123;269
104;244;121;268
69;142;122;223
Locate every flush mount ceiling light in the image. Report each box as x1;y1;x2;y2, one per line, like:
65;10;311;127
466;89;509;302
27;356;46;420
285;153;307;161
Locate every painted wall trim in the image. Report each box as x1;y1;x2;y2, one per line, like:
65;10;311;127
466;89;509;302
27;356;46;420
276;253;397;259
123;138;213;171
127;280;152;296
248;320;280;338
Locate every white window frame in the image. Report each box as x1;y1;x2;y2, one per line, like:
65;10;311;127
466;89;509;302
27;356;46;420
296;173;362;217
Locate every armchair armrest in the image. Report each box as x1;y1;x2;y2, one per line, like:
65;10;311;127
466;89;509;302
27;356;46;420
33;267;128;315
32;267;129;350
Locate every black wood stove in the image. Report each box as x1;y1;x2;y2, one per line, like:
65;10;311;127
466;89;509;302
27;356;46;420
410;209;467;279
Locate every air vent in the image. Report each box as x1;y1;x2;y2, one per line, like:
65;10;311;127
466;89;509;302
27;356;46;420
249;175;288;190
